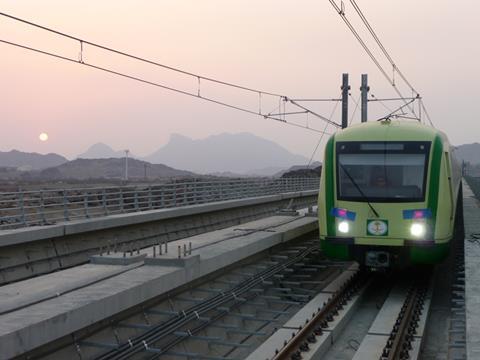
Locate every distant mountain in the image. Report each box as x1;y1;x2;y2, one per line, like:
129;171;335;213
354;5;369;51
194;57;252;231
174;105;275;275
281;165;322;178
37;158;194;180
244;166;287;177
455;143;480;165
143;133;309;175
77;143;136;159
208;171;249;178
0;150;67;170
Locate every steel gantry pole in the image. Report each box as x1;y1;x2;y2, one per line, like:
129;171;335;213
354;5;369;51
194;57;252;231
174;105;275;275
341;73;350;129
360;74;369;122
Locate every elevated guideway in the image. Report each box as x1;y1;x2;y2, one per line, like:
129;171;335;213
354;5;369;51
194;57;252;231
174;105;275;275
0;179;320;359
0;181;318;284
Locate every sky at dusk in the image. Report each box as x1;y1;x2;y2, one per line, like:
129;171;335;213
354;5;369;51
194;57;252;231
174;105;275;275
1;1;479;160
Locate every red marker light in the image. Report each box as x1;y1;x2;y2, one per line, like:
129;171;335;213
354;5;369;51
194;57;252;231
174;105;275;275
413;210;423;219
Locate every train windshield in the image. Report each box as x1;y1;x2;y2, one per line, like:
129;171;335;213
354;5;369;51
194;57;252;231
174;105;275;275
336;141;431;202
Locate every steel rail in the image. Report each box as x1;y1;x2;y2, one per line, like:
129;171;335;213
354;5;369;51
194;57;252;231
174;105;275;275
271;270;362;360
150;290;265;359
382;279;428;360
146;251;335;359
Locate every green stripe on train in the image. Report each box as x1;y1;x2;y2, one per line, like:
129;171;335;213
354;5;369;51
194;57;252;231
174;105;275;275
325;135;336;237
427;134;443;239
323;134;349;258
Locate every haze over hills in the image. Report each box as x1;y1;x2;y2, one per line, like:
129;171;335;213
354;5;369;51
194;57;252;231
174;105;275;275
0;150;67;170
2;139;480;181
77;143;137;159
36;158;194;180
455;143;480;164
143;133;309;175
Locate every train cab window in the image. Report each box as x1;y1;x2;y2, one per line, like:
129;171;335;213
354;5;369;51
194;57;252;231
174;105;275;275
336;141;431;202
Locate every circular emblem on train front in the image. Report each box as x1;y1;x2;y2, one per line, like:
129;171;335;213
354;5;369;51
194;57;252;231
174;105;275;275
367;220;388;236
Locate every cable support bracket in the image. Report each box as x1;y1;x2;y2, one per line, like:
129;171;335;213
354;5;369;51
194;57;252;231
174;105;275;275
78;40;84;64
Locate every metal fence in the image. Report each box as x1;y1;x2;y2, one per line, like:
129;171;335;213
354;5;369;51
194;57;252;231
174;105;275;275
0;178;319;230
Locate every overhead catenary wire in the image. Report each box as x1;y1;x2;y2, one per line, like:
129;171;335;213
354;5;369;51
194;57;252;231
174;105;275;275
349;93;360;125
306;96;341;168
0;11;342;133
350;0;435;124
289;99;341;128
328;1;392;86
370;93;393;113
419;98;434;127
289;98;342;102
368;97;418;102
0;11;283;98
328;0;419;120
349;0;418;95
376;97;418;121
0;39;335;135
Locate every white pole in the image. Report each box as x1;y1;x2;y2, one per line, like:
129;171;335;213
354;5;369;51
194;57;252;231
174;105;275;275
124;149;129;181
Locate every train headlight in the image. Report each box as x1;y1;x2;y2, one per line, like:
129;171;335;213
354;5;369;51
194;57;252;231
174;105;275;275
338;221;349;234
410;223;426;237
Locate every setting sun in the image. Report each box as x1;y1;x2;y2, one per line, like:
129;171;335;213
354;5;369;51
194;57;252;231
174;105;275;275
39;132;48;142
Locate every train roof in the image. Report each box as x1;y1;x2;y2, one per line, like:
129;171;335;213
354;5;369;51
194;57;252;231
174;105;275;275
333;120;448;144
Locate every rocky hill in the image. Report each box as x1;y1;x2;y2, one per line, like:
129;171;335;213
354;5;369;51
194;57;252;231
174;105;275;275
455;143;480;165
143;133;309;175
77;143;137;159
19;158;195;181
0;150;67;170
281;165;322;178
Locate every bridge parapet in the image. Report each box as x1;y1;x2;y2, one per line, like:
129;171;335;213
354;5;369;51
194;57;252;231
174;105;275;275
0;177;319;230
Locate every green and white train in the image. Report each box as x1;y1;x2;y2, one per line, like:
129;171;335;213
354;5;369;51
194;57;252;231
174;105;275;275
318;120;463;268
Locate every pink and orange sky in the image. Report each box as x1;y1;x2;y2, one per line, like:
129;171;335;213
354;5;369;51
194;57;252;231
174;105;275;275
1;0;479;160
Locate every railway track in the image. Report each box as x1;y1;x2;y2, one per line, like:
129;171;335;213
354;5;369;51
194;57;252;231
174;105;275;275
39;239;356;360
250;269;433;360
40;249;434;360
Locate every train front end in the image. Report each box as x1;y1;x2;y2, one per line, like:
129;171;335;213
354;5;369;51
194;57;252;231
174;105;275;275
318;121;458;269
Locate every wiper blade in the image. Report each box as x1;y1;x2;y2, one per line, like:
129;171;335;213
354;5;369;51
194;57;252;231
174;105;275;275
339;164;380;218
